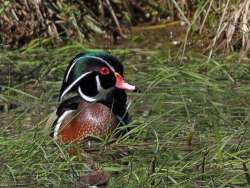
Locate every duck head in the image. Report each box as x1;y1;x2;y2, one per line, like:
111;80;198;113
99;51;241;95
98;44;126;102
59;52;135;102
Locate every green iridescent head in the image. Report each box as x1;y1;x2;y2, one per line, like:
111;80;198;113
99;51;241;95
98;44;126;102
59;52;135;102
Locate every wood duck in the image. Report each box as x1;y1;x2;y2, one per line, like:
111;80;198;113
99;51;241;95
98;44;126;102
51;52;136;144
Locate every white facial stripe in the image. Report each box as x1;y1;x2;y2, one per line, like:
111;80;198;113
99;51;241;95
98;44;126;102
65;57;86;82
61;54;116;101
85;55;115;72
53;110;75;139
78;87;97;102
60;71;91;102
96;75;103;92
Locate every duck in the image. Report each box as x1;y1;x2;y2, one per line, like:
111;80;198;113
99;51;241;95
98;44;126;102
50;52;136;144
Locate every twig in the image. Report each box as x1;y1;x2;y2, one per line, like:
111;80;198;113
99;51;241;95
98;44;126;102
123;0;135;24
148;155;157;186
104;0;127;38
77;0;100;22
170;0;191;26
98;0;105;21
207;0;230;62
199;0;214;33
243;162;250;185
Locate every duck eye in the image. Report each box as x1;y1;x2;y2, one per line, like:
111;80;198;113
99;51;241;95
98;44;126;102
99;67;110;75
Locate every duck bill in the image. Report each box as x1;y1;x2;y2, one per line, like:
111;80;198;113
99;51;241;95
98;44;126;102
115;72;135;91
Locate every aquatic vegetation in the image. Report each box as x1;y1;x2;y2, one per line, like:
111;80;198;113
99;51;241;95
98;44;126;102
0;43;249;187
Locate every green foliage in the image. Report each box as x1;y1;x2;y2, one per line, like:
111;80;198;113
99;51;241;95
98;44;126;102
1;45;250;187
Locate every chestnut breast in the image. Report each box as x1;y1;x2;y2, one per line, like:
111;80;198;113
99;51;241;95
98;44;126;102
58;101;118;144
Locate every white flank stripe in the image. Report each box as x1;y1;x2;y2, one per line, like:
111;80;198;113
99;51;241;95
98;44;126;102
53;110;75;139
60;71;91;101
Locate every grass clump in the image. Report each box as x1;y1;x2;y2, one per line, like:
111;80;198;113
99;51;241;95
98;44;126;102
1;45;250;187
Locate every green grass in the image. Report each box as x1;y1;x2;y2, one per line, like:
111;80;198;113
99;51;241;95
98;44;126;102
0;44;250;187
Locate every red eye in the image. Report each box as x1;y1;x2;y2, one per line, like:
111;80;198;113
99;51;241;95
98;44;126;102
99;67;110;75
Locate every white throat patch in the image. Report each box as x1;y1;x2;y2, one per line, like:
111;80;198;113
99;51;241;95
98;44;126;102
78;87;97;102
77;75;113;102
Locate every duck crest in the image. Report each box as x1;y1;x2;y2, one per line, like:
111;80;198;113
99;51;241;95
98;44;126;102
59;52;124;102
